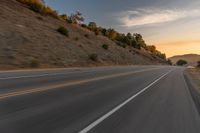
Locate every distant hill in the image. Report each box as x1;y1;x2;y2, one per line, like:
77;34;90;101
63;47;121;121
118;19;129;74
0;0;167;69
169;54;200;66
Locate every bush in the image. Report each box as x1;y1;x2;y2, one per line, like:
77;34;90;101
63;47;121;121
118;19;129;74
81;24;88;28
197;61;200;67
57;26;69;37
167;59;172;65
102;44;109;50
16;0;58;18
30;2;43;13
74;37;79;41
60;14;68;21
84;34;89;38
176;59;187;66
94;29;100;36
30;59;39;68
89;54;98;61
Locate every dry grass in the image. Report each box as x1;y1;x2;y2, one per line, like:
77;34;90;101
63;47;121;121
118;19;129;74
187;68;200;92
16;0;58;18
0;0;167;69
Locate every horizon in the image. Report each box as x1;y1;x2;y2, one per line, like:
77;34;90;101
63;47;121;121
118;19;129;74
44;0;200;57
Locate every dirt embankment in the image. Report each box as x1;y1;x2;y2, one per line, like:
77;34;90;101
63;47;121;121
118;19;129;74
0;0;167;70
184;68;200;114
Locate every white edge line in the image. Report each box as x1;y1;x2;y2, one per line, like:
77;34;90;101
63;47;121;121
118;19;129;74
79;69;173;133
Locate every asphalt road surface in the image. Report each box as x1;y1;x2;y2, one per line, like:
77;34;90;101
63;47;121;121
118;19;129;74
0;66;200;133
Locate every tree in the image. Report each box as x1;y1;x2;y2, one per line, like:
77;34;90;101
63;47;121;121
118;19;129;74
147;45;156;53
107;28;117;40
60;14;68;21
101;28;107;36
167;59;172;65
88;22;97;30
176;59;187;66
133;33;147;49
126;33;132;39
68;11;84;24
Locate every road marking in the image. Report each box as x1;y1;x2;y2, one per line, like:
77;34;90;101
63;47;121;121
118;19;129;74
0;68;160;100
0;69;101;80
79;69;173;133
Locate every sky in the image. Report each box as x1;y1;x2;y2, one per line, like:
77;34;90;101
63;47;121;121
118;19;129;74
44;0;200;57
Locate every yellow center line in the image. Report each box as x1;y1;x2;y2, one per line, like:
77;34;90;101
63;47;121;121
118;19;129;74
0;68;160;100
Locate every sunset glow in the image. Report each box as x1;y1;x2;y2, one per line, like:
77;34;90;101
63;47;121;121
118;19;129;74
45;0;200;57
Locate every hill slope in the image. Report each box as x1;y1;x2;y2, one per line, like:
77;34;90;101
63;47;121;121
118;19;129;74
0;0;167;69
169;54;200;66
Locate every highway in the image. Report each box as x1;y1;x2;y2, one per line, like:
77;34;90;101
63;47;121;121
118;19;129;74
0;66;200;133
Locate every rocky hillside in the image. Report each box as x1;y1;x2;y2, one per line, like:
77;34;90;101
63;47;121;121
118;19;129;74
0;0;167;69
169;54;200;66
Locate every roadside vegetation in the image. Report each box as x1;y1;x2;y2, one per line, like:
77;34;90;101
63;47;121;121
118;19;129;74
102;44;109;50
167;59;172;65
16;0;167;61
29;58;40;68
89;54;98;62
16;0;59;18
197;61;200;68
176;59;188;66
57;26;69;37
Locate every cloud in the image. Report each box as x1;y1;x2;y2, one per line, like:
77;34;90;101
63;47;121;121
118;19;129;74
118;9;200;27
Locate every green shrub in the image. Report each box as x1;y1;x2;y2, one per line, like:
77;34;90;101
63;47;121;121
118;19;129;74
60;14;68;21
81;24;88;28
176;59;187;66
102;44;109;50
89;54;98;61
30;59;39;68
30;3;43;13
95;29;100;36
74;37;79;41
57;26;69;37
16;0;58;18
84;34;89;38
167;59;172;65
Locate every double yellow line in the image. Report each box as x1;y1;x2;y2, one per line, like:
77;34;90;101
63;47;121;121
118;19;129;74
0;68;159;100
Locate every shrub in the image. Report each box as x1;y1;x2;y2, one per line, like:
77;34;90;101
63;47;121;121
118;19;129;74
197;61;200;67
74;37;79;41
167;59;172;65
57;26;69;37
102;44;109;50
68;11;84;24
84;34;89;38
60;14;68;21
36;16;43;20
43;7;58;18
88;22;97;30
94;29;100;36
89;54;98;61
30;59;39;68
16;0;58;18
30;2;43;13
176;59;187;66
81;24;88;28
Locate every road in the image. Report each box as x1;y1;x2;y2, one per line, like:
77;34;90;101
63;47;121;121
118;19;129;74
0;66;200;133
